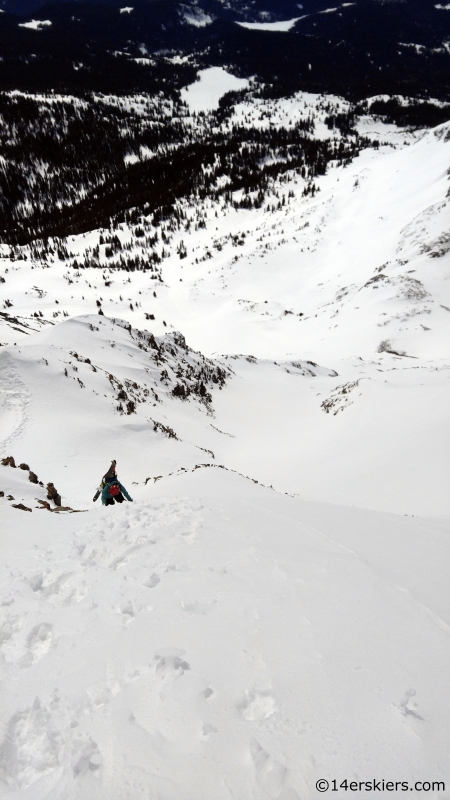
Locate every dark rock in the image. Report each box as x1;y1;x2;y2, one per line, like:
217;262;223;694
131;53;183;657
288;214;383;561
36;499;51;510
12;503;32;512
28;472;39;484
1;456;16;467
47;483;62;506
19;463;30;470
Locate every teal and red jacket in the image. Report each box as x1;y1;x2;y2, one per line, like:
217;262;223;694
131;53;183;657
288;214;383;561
101;480;132;504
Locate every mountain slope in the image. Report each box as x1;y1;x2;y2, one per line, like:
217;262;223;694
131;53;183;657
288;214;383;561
1;467;449;798
1;105;449;516
0;26;449;799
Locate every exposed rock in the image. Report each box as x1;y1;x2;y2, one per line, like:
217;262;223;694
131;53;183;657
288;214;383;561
12;503;32;512
36;499;51;510
36;498;82;513
46;483;62;506
28;471;39;484
19;463;30;470
1;456;16;467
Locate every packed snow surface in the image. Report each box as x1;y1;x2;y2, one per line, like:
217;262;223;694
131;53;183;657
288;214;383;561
181;68;250;112
1;467;449;799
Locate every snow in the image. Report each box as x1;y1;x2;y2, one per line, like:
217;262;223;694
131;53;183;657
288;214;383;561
236;18;302;32
0;466;449;797
18;20;52;30
124;153;139;165
182;9;214;27
181;68;249;113
1;90;449;797
399;42;426;54
2;105;449;517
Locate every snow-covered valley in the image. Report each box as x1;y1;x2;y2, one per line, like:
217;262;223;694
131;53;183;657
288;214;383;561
1;84;449;798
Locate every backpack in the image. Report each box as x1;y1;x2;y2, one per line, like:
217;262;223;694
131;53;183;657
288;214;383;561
109;483;120;497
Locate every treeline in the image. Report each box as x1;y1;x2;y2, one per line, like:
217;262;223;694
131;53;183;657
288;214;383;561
0;92;192;242
0;92;368;245
363;99;450;129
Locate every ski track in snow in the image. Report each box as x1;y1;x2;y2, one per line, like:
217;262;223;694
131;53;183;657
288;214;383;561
0;352;31;452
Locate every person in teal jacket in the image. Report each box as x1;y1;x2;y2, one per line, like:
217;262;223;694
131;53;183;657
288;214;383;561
92;461;133;505
101;478;133;506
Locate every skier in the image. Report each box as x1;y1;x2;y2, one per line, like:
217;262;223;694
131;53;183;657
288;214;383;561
101;477;133;506
93;459;116;502
93;460;133;505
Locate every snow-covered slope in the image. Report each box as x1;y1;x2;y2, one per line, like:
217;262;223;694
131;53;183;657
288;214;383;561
1;306;447;516
1;468;449;799
1;106;449;516
0;313;335;506
1;93;449;799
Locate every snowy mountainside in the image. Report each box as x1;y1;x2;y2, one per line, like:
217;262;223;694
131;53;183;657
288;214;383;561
0;315;230;495
0;313;338;509
1;98;449;516
1;83;450;799
0;88;363;243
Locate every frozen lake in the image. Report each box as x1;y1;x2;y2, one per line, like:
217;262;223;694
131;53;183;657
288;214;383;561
181;67;249;113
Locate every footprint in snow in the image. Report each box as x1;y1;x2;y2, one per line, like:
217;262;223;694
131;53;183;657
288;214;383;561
141;573;160;588
65;581;88;604
71;737;102;777
0;698;62;789
154;648;190;676
27;571;85;606
21;623;53;667
181;598;217;615
120;601;135;618
201;723;218;738
238;688;276;721
250;738;300;800
397;688;424;720
28;573;44;592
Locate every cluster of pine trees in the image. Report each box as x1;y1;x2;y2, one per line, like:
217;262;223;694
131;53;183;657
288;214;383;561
0;91;371;248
